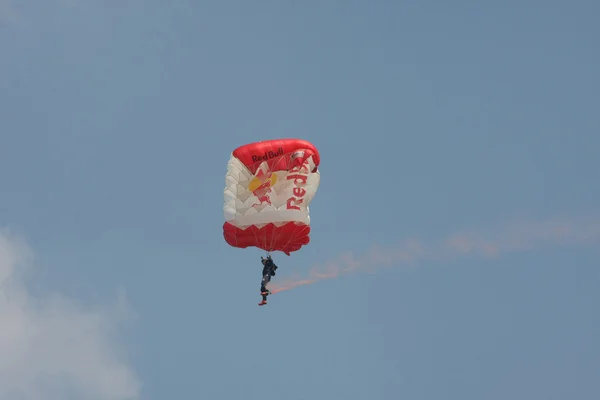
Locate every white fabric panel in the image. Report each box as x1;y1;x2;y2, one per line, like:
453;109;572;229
223;154;320;228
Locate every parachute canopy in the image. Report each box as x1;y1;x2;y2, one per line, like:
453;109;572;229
223;138;321;255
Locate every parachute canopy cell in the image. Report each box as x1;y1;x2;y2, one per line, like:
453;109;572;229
223;138;321;256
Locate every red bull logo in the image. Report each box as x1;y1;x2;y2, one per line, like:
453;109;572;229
252;147;284;163
286;159;310;210
248;168;278;207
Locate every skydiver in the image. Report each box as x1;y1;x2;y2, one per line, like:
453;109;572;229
258;255;278;306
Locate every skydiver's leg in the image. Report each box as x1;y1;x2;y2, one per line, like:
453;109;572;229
259;274;270;305
260;275;266;292
261;275;271;294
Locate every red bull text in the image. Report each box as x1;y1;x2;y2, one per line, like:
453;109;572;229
252;147;284;163
286;159;310;210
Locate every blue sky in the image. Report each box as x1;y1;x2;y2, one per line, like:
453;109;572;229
1;1;599;399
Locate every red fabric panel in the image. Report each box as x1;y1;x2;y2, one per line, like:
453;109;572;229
223;221;310;256
231;138;320;174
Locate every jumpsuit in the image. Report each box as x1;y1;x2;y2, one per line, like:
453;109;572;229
260;259;277;301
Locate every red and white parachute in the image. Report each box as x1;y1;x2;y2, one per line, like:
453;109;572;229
223;139;321;255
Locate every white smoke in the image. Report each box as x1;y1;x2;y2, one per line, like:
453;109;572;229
271;213;600;294
0;229;141;400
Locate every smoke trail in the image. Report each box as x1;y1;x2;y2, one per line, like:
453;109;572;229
269;213;600;294
269;239;423;294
